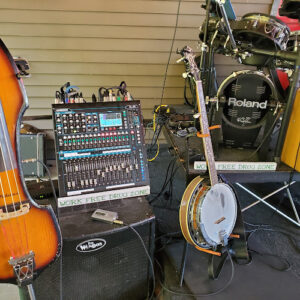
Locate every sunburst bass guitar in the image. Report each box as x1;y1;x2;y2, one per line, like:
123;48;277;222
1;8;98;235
179;46;237;252
0;39;62;290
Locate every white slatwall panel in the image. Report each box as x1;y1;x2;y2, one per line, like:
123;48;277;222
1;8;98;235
0;0;271;127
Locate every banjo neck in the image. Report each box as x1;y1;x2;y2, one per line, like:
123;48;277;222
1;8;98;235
179;46;218;186
195;80;218;186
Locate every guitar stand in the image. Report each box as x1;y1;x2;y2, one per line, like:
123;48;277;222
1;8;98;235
179;199;249;285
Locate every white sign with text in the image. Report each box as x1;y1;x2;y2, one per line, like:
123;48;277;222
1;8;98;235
194;161;277;171
58;185;150;208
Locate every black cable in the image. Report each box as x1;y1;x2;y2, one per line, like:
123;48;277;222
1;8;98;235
242;110;282;161
243;222;300;272
149;159;176;204
122;223;155;300
148;111;169;152
36;159;58;216
244;222;300;252
160;0;182;105
149;165;179;205
166;158;179;206
183;78;194;107
155;247;235;297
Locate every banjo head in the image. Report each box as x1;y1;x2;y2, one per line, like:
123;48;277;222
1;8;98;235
180;178;237;249
198;183;237;247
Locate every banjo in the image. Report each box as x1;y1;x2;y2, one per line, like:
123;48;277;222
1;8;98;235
179;46;237;252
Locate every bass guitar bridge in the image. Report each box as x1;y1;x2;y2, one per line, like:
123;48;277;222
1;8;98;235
9;251;35;286
0;203;30;221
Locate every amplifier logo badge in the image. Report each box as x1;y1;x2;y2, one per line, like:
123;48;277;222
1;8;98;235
228;97;267;109
76;238;106;253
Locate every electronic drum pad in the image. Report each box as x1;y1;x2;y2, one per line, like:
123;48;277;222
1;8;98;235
217;70;278;148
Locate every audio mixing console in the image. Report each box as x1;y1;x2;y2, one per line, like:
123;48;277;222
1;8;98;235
52;101;149;198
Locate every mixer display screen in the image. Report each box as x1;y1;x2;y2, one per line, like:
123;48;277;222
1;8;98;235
99;112;122;127
52;101;149;198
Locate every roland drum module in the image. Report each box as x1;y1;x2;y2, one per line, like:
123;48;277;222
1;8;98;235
52;101;149;199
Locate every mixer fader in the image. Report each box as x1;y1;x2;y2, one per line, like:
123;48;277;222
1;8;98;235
52;101;149;198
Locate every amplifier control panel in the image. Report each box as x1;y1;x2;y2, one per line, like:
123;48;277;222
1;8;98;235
52;101;149;197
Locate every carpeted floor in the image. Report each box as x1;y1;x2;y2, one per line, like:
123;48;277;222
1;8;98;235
148;145;300;299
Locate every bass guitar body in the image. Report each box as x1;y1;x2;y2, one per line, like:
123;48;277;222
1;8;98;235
0;39;61;284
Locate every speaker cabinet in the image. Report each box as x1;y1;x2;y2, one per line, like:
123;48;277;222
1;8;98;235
21;197;155;300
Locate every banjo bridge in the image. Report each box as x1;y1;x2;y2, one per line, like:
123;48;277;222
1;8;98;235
214;216;226;224
0;203;30;221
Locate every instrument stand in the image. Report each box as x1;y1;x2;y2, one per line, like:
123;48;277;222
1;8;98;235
26;285;36;300
179;198;249;285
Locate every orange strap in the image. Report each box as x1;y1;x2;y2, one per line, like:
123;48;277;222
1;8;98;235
197;132;210;138
195;246;222;256
209;125;221;130
197;125;221;138
230;234;240;239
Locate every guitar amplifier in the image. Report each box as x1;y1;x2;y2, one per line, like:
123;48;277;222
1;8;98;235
20;197;155;300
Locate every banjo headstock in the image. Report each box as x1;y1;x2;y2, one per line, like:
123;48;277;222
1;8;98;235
178;46;200;81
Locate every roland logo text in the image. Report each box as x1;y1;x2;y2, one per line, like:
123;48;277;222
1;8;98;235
228;97;267;109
